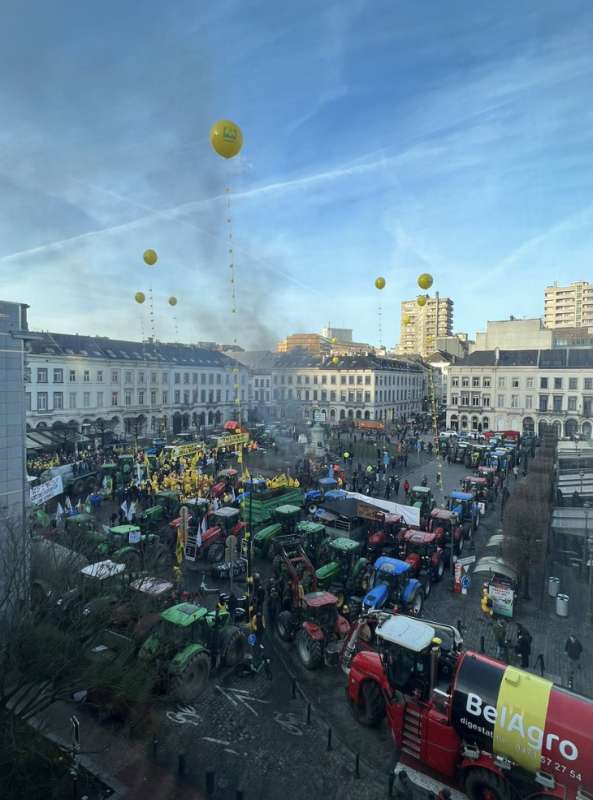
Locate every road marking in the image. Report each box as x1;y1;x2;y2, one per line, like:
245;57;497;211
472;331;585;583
273;711;304;736
216;685;270;717
166;705;201;726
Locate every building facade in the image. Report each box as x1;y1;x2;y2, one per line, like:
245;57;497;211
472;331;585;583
445;349;593;439
544;281;593;329
397;296;454;358
25;332;249;444
236;350;426;424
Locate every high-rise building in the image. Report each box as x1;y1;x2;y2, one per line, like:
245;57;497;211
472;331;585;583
396;296;453;357
544;281;593;328
320;327;353;343
276;333;331;355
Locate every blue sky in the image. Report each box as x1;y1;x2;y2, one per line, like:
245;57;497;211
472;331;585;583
1;0;593;349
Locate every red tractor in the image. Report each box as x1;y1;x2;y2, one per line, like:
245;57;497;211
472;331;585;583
461;475;491;505
427;508;464;556
366;513;405;561
396;530;447;597
182;506;247;564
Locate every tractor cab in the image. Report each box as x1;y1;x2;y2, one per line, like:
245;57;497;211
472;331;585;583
398;530;447;589
154;490;181;519
448;491;478;528
362;556;423;616
105;524;170;573
461;475;490;504
315;537;369;600
408;486;435;521
211;506;245;538
469;443;488;467
367;513;405;560
110;575;175;637
376;615;440;700
198;506;244;564
75;559;129;624
427;508;463;555
296;520;329;567
477;466;496;488
305;476;338;513
453;441;470;463
138;504;165;533
253;504;301;559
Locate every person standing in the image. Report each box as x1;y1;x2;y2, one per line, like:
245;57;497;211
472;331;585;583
493;618;508;661
565;635;583;686
515;624;532;669
393;475;400;497
403;479;410;498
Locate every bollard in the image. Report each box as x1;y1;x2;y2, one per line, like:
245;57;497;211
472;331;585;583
457;619;462;634
355;753;360;779
306;703;311;725
206;770;215;796
152;735;158;761
291;679;297;699
535;653;545;677
387;772;395;798
327;727;333;751
177;753;186;777
236;791;244;800
480;635;485;653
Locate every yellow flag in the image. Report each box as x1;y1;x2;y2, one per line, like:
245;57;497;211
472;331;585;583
176;529;185;565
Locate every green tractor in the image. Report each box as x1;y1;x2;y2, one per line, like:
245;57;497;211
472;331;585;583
98;525;171;574
315;537;370;605
154;490;181;520
408;486;435;524
139;603;246;701
296;520;332;567
253;504;302;560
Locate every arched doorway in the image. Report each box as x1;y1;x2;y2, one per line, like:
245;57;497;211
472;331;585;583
364;411;370;420
215;411;222;425
207;411;214;426
460;415;468;430
538;420;548;436
482;417;489;431
582;421;592;440
565;418;578;437
355;410;362;419
172;412;183;434
329;409;335;420
522;417;534;434
347;409;353;419
182;413;190;430
552;420;561;438
339;409;345;420
450;415;458;431
471;416;479;430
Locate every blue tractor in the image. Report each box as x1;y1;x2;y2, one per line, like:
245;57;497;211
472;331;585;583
362;557;424;617
304;476;341;514
448;490;480;539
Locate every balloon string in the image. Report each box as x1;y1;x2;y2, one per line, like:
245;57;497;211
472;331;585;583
378;302;383;348
149;285;157;341
225;185;241;421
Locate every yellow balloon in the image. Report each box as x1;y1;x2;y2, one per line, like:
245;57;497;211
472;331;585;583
403;314;412;325
210;120;243;159
417;294;427;307
331;337;337;344
168;296;178;307
332;356;339;364
134;291;145;304
417;273;433;290
375;276;386;290
143;249;158;266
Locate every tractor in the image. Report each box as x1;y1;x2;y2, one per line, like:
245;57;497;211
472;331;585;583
279;591;351;671
99;524;171;574
110;576;175;639
274;548;319;639
138;602;246;701
427;508;464;555
314;537;370;605
253;504;301;560
365;513;404;561
304;476;340;514
447;491;480;537
407;486;435;526
362;556;424;616
397;530;447;596
187;506;246;564
477;465;496;490
295;520;331;567
461;475;491;505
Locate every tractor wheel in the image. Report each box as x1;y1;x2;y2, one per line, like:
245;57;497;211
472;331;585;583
119;550;141;573
219;626;246;667
296;629;323;670
307;503;318;515
73;479;85;495
408;589;423;617
464;768;511;800
170;651;210;702
349;679;385;727
85;477;96;492
206;542;225;563
275;610;295;642
435;559;445;581
422;576;431;598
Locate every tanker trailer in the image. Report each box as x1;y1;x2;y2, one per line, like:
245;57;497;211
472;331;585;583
346;613;593;800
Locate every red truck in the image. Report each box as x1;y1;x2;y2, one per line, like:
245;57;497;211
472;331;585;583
344;612;593;800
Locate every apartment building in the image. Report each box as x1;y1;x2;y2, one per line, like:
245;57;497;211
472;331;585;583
25;332;249;443
276;333;331;355
235;350;426;423
446;349;593;439
544;281;593;329
397;296;454;358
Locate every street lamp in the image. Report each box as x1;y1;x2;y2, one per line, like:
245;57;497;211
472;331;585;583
585;502;592;625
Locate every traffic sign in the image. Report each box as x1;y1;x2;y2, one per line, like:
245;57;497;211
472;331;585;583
456;555;476;566
247;633;257;647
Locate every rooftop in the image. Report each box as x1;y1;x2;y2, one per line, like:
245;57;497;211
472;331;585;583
232;348;424;372
454;348;593;369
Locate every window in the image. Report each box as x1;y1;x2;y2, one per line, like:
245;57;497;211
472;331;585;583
340;392;346;402
460;393;469;406
83;392;90;408
497;377;505;389
111;391;119;406
200;390;206;402
69;392;76;409
364;391;371;402
585;378;593;391
83;370;90;383
472;377;480;388
569;377;578;390
97;370;103;383
568;396;577;411
111;370;119;384
451;377;459;387
553;396;563;412
365;376;371;385
53;391;63;409
471;394;481;406
321;390;327;401
162;391;168;404
526;377;534;389
497;394;505;407
37;368;48;383
152;372;158;385
69;369;76;383
97;392;103;407
209;373;214;385
296;375;302;384
461;377;469;388
482;377;491;388
540;377;548;389
340;376;346;385
53;368;63;383
125;390;132;406
125;370;133;384
37;392;48;411
330;391;336;401
482;395;490;407
554;377;562;390
321;376;327;385
525;395;532;409
183;372;189;384
26;393;31;411
162;372;169;384
174;372;181;384
331;376;336;385
305;376;310;385
313;376;318;385
511;395;519;408
174;390;181;404
512;377;520;389
24;366;31;383
138;390;145;405
201;373;206;385
305;390;310;401
184;390;190;404
348;376;354;385
539;395;548;411
450;395;458;406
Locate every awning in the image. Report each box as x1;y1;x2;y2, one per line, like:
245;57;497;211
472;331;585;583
473;557;518;583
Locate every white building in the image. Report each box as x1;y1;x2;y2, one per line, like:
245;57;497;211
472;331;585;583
25;332;249;445
446;348;593;439
235;350;426;424
544;281;593;328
